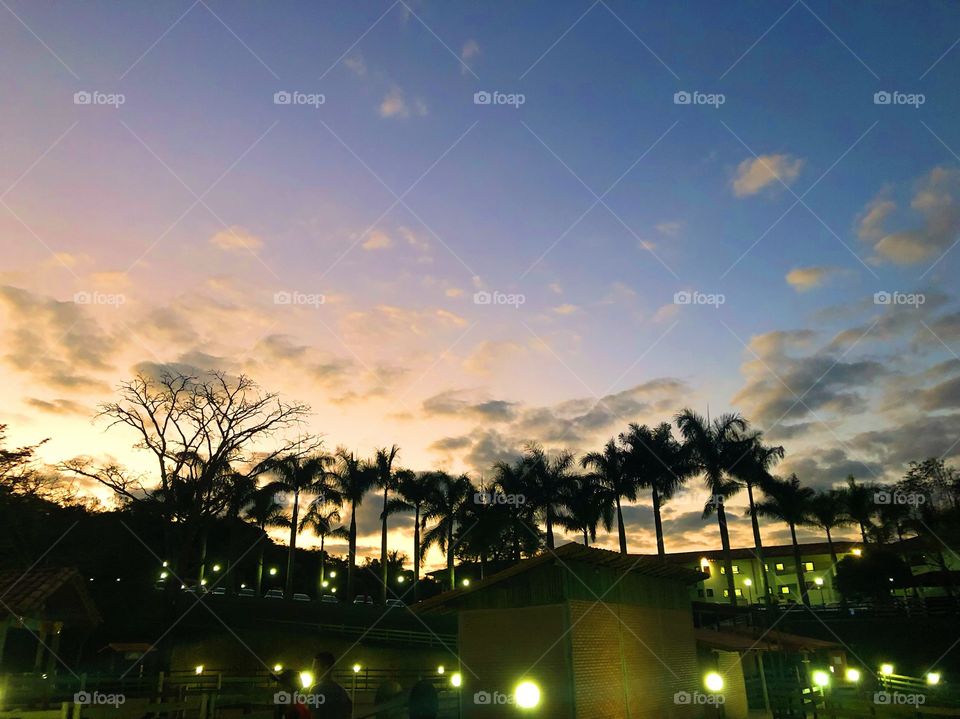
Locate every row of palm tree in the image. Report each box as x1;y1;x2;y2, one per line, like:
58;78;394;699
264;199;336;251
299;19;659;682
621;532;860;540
231;408;946;606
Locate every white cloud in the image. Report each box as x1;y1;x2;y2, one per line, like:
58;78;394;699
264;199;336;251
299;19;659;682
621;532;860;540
732;154;804;197
460;39;480;74
210;226;264;253
785;266;840;292
362;230;392;250
344;54;366;77
379;87;428;119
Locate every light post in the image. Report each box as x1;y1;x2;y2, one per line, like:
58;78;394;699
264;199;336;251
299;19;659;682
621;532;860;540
743;578;753;604
814;577;825;606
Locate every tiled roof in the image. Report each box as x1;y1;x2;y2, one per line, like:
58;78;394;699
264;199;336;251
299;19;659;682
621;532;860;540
0;567;101;625
415;542;705;613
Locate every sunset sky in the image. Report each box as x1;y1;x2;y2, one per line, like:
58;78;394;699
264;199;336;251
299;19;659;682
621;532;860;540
3;1;960;567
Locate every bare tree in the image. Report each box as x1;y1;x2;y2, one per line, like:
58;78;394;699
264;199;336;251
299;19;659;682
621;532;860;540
61;370;314;576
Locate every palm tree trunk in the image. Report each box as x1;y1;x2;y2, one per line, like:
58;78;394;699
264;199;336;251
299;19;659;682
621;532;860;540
790;523;809;606
652;486;665;558
859;521;868;543
746;482;771;604
825;527;838;573
583;529;589;546
545;507;555;549
717;505;737;607
614;495;627;554
380;486;389;605
413;506;421;601
348;500;357;600
197;527;208;589
320;534;326;586
285;489;299;599
255;532;265;595
446;524;455;591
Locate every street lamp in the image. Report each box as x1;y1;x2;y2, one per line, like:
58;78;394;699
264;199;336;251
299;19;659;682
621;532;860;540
845;668;861;683
451;672;462;688
880;663;894;676
269;567;278;576
514;681;540;709
704;672;724;692
743;578;753;604
462;579;471;587
812;670;830;689
397;576;405;584
212;564;221;572
927;672;941;686
437;666;445;675
814;576;825;605
329;571;336;578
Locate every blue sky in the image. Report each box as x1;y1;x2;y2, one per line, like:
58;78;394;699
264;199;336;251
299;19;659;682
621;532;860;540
3;0;960;555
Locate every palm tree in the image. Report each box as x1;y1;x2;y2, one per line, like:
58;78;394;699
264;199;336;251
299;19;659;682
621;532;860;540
675;408;749;606
422;472;472;590
755;474;815;606
520;443;575;550
843;475;876;542
331;449;376;600
806;489;851;572
374;445;400;604
620;423;693;558
730;432;784;603
491;459;543;561
299;502;348;592
558;473;614;546
387;469;439;600
262;452;338;598
580;439;634;554
243;486;287;595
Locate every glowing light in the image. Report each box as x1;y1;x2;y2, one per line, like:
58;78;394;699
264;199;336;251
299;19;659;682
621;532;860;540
160;571;168;579
704;672;724;692
814;577;824;586
462;579;471;587
212;564;221;572
299;672;314;689
269;568;278;576
352;664;361;674
852;548;862;557
845;668;861;682
329;571;336;578
743;578;752;587
927;672;941;686
322;581;329;588
273;664;283;673
451;672;462;688
437;665;445;674
195;665;204;675
514;681;540;709
200;579;207;586
162;561;169;567
398;576;405;583
812;670;830;688
331;587;337;593
240;583;246;589
880;664;894;676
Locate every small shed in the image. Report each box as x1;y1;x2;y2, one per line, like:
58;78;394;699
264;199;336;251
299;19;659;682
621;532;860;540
416;542;708;719
0;567;100;672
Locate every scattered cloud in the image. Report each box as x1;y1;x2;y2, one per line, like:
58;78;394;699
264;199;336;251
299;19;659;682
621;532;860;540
460;39;480;73
785;265;841;292
362;229;392;250
210;226;264;253
732;154;803;197
655;220;683;237
344;54;366;77
379;87;427;118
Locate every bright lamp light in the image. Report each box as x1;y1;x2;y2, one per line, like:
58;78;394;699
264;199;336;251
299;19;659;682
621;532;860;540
514;681;540;709
927;672;941;685
845;668;861;682
704;672;724;692
451;672;462;688
299;672;313;689
194;665;204;675
880;663;894;676
352;664;361;673
812;670;830;688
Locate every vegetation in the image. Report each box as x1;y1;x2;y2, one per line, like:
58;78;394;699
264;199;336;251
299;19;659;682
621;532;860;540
5;369;960;609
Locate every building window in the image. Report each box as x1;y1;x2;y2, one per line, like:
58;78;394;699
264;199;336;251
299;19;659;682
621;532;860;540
720;564;740;575
697;589;705;598
775;563;786;573
780;586;791;594
723;589;743;598
803;562;814;571
705;588;714;597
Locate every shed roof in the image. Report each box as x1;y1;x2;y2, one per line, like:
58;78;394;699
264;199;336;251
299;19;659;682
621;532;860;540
415;542;705;614
0;567;101;626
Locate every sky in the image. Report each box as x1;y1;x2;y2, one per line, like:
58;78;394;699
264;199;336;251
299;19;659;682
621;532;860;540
3;0;960;568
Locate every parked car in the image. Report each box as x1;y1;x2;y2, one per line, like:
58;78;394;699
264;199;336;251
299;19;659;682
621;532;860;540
320;594;339;604
238;587;256;598
293;593;311;602
385;599;405;609
264;589;284;600
353;595;374;605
